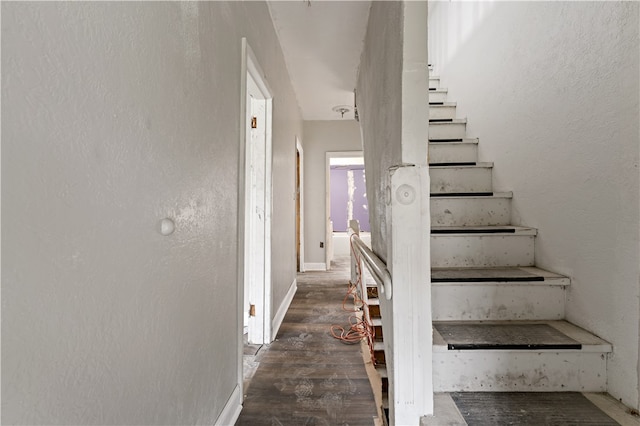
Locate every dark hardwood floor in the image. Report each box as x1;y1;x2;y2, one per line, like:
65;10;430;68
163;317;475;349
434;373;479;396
236;259;378;426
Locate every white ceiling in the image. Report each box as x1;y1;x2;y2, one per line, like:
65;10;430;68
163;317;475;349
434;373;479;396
267;0;372;121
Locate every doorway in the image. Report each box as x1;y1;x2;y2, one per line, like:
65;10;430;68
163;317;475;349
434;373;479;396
325;151;371;268
296;138;305;272
242;40;273;346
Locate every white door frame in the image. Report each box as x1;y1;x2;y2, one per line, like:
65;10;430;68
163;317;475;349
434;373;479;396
239;38;273;350
296;137;305;272
325;150;364;270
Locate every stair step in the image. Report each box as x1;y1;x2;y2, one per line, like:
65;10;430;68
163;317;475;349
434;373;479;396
373;341;386;366
431;192;495;197
431;226;536;268
429;102;456;119
429;118;466;140
430;162;476;167
376;366;388;378
433;320;611;392
366;303;381;318
430;163;493;195
432;225;532;235
429;138;477;164
432;266;569;320
431;192;512;226
429;76;440;89
430;88;448;103
367;286;378;299
431;266;567;284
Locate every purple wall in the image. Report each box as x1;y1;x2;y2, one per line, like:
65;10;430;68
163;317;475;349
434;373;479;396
330;165;370;232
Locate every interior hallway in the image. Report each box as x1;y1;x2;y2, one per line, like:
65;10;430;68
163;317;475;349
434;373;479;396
236;257;380;425
238;254;640;426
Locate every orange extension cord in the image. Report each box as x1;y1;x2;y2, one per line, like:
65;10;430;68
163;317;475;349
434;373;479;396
330;234;377;364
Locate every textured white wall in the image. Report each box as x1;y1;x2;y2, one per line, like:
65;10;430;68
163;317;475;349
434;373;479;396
430;1;640;408
356;1;404;260
302;120;363;264
2;2;302;424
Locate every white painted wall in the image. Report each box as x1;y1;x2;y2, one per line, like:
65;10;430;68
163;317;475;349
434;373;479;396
430;1;640;409
2;2;302;424
302;120;363;265
356;1;403;261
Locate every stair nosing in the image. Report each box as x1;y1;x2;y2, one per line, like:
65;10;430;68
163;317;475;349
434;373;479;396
431;225;537;236
430;266;570;286
430;191;513;199
429;102;455;107
429;118;467;125
429;162;493;169
433;320;612;353
429;138;478;145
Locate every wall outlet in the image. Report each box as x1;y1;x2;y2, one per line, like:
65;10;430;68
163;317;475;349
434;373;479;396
320;242;324;248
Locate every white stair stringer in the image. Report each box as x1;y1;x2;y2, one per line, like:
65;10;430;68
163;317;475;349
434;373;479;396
431;192;512;226
432;320;612;392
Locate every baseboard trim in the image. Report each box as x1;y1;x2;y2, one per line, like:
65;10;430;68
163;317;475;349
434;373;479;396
215;384;242;426
272;279;297;338
304;262;327;271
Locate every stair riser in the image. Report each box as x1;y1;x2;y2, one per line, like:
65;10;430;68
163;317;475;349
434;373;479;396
433;352;607;392
429;77;440;89
431;234;535;267
430;122;466;140
430;91;447;103
430;167;492;194
429;105;455;120
430;143;477;164
432;285;565;321
431;197;511;226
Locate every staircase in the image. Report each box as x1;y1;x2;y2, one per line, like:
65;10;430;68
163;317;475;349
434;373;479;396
427;69;612;394
358;71;613;425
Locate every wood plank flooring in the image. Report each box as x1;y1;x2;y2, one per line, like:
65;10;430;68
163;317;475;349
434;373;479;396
236;260;378;426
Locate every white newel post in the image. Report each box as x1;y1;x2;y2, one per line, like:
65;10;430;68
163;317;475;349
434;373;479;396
388;164;433;425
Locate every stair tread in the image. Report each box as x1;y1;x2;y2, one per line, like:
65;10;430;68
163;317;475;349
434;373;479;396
375;366;388;378
429;102;455;107
431;225;537;235
429;118;467;125
433;320;611;352
429;137;477;145
431;191;512;199
430;162;493;169
430;88;448;93
431;266;569;285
